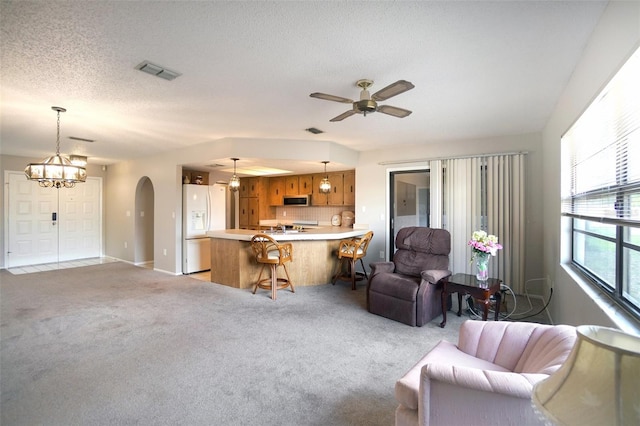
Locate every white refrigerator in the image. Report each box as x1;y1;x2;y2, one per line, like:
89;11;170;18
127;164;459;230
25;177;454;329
182;183;227;274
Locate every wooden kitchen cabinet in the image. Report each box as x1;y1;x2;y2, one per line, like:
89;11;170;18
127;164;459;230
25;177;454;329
239;177;274;228
247;177;261;197
245;172;354;211
248;197;260;228
239;197;249;228
285;176;299;195
327;172;344;206
343;170;355;206
312;173;328;206
298;174;313;195
268;177;285;206
239;179;250;197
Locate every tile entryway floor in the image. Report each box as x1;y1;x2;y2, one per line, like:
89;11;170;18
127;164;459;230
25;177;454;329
7;257;118;275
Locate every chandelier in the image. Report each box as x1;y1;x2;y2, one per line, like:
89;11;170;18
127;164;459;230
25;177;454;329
319;161;331;194
24;107;87;188
229;158;240;192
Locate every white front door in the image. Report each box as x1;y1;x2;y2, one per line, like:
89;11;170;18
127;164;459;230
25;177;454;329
5;171;102;267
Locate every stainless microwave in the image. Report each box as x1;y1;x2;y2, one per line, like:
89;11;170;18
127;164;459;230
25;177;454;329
283;195;311;206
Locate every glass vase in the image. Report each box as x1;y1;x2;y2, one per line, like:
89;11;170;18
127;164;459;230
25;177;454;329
475;251;490;282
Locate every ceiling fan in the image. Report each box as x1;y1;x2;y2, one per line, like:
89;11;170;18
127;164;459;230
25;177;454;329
310;79;415;122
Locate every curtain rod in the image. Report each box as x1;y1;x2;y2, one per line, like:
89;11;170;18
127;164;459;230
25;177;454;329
377;151;528;166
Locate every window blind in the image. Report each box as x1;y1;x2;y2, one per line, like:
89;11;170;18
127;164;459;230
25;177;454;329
561;47;640;225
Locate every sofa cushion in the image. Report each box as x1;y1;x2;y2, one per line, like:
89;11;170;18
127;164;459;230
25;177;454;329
395;340;509;410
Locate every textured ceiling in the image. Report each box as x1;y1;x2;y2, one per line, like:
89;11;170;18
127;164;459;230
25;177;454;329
0;1;607;169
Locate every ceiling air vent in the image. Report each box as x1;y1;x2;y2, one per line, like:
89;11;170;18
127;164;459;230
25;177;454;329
68;136;95;143
136;61;181;81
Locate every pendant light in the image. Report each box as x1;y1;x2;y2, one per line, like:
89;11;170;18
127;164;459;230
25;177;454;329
229;158;240;192
319;161;331;194
24;107;87;188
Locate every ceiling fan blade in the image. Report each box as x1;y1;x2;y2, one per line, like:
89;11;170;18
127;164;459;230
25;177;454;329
330;110;357;122
377;105;412;118
310;92;354;104
371;80;415;101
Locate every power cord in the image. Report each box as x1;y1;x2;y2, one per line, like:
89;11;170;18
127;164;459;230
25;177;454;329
465;283;517;320
509;288;554;322
464;278;554;323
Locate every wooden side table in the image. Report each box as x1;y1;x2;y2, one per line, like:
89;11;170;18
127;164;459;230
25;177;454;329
439;273;502;328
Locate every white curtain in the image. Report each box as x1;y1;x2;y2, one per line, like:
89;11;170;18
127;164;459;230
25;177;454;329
443;154;526;293
429;160;443;228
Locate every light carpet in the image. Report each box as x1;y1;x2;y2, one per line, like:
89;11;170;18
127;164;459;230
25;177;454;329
1;262;467;425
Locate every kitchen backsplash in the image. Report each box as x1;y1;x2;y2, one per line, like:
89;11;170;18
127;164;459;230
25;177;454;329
274;205;355;224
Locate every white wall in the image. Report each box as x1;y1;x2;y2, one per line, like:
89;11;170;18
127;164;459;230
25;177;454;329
542;1;640;332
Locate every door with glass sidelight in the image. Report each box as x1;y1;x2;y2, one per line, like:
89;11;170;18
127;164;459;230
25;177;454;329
5;171;102;268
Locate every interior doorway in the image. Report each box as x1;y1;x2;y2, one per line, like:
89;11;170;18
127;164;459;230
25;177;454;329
389;169;430;258
134;177;154;266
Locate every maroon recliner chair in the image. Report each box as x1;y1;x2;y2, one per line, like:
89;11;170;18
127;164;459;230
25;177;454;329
367;227;452;326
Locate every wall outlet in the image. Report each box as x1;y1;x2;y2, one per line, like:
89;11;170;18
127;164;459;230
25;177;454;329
282;210;286;217
124;241;128;249
163;249;167;256
379;251;384;259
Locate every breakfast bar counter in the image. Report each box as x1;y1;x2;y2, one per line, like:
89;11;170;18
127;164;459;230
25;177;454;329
206;227;369;288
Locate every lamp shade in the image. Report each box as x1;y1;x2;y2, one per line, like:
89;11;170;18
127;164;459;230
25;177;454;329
532;325;640;426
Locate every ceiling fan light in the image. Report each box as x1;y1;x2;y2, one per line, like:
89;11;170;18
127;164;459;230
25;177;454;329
355;99;377;114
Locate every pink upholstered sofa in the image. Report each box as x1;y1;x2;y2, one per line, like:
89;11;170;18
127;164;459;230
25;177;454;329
395;320;577;426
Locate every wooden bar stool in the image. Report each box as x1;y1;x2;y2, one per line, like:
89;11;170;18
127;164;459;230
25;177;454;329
332;231;374;290
250;233;295;300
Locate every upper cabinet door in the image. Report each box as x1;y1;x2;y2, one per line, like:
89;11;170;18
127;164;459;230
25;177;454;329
298;174;313;195
239;178;249;197
312;174;328;206
269;177;285;206
285;176;299;195
343;171;355;206
327;173;344;206
248;177;259;197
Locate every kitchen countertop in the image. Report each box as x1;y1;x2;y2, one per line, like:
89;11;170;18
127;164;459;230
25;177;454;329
206;226;368;242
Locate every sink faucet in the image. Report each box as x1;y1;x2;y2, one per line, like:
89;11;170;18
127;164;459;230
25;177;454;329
281;224;286;233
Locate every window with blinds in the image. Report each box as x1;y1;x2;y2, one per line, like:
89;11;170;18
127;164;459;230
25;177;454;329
561;46;640;318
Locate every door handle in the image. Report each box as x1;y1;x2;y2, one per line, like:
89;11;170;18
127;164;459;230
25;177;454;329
52;212;57;225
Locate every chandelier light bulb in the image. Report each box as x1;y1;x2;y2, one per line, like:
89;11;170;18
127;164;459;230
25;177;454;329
319;161;331;194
